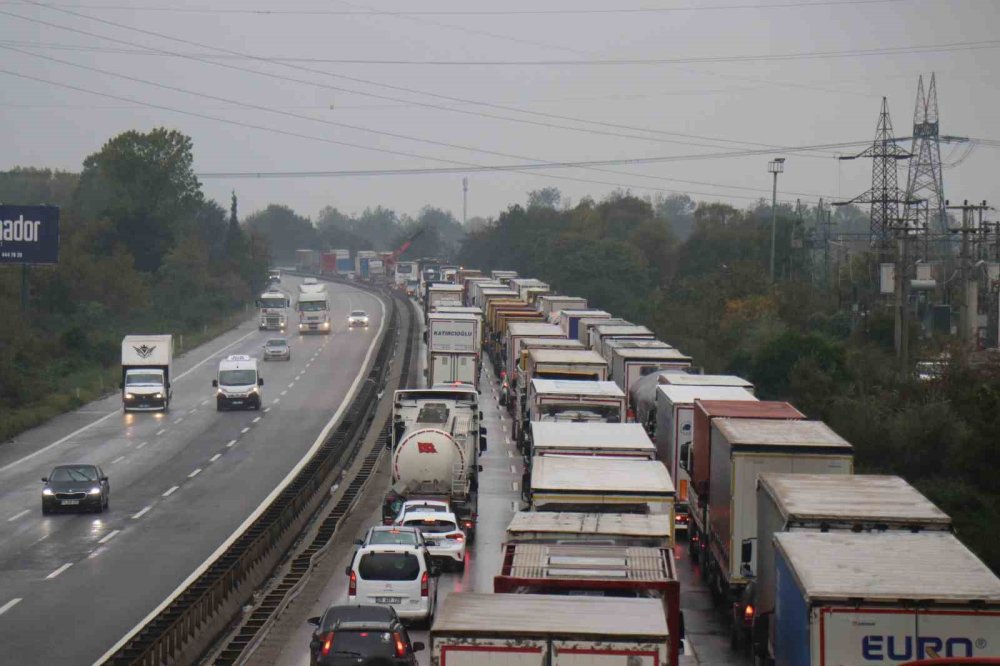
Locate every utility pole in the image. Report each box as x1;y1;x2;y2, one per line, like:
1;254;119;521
462;177;468;226
947;199;992;347
768;157;785;282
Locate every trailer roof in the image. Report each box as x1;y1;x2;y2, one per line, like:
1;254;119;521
531;422;655;451
432;593;669;638
538;295;587;304
606;339;673;350
427;312;480;322
696;399;804;419
531;456;674;495
774;532;1000;603
519;338;585;350
507;322;563;336
714;418;852;450
510;278;548;286
659;373;753;389
530;379;625;398
506;511;672;538
527;349;607;365
613;348;692;362
433;306;482;315
559;309;609;318
498;543;677;585
658;384;756;406
593;324;652;336
428;283;464;292
758;473;951;526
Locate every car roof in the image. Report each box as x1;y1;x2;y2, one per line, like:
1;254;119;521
266;337;287;343
351;309;367;314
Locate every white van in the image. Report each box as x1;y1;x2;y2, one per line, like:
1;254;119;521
212;354;263;411
346;543;439;628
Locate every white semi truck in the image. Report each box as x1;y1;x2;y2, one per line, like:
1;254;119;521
120;334;173;412
296;283;330;334
384;386;487;541
256;289;290;330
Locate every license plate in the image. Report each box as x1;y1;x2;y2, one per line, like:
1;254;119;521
231;400;243;405
375;597;401;604
61;500;80;506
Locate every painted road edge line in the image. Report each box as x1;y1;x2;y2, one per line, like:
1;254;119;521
98;529;120;545
0;598;22;616
7;509;29;522
93;287;387;666
131;506;151;520
46;563;73;579
162;486;179;497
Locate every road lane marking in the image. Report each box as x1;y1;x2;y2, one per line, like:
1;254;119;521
511;481;520;491
189;408;197;414
162;486;179;497
111;456;125;464
264;407;271;413
188;468;202;478
0;328;260;474
137;441;148;449
201;400;210;406
155;429;167;436
505;437;511;445
131;506;151;520
509;464;517;473
280;390;288;396
7;509;29;522
209;454;221;463
252;417;261;424
288;382;295;389
226;439;237;448
88;547;106;559
173;417;183;424
295;374;302;380
0;598;22;616
241;427;250;434
507;450;513;458
98;529;120;544
94;290;389;666
273;398;281;404
46;563;73;579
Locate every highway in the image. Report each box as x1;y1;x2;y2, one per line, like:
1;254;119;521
0;276;385;665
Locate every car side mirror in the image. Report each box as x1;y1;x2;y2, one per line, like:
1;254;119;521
119;382;124;390
412;641;425;653
741;539;754;566
258;378;264;386
344;566;353;576
212;379;218;388
166;381;171;389
41;477;47;483
479;437;487;453
307;616;321;627
479;426;487;435
478;464;484;472
479;410;484;419
100;476;108;482
353;539;364;546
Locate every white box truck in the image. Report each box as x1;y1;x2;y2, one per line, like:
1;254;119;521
612;346;693;397
121;334;173;412
426;312;482;388
505;511;673;548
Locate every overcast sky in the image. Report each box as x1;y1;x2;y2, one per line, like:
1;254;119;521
2;0;998;223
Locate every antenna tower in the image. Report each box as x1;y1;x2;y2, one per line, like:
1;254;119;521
904;74;946;237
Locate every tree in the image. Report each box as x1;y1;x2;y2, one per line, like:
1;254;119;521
225;191;246;260
244;204;316;261
527;187;562;210
654;194;695;241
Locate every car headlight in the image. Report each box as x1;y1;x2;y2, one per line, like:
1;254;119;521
88;487;102;495
154;392;163;399
43;488;53;496
125;392;135;399
250;386;259;394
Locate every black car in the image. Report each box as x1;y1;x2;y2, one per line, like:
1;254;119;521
307;604;423;666
42;464;109;514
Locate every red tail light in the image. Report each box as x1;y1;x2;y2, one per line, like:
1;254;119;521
348;570;357;596
744;604;755;624
392;632;407;657
420;570;429;597
463;520;474;529
627;408;636;421
320;632;334;656
446;533;464;541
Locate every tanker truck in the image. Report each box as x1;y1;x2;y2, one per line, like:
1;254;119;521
383;385;487;542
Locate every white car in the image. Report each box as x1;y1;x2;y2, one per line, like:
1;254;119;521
346;543;439;628
397;510;467;571
394;499;450;523
347;310;370;327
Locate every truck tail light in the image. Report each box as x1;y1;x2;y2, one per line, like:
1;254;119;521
743;604;755;624
348;570;357;596
320;632;334;656
420;571;429;597
392;632;407;657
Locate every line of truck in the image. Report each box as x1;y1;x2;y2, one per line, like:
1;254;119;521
387;266;1000;666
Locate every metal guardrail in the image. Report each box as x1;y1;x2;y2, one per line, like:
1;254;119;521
104;277;408;665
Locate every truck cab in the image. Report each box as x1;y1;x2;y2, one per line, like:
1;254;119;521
213;354;263;410
297;289;331;334
257;289;290;330
121;334;173;412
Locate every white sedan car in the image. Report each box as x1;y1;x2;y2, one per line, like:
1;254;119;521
347;310;370;327
397;509;467;571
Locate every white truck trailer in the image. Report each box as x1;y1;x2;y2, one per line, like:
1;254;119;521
426;312;482;389
611;346;693;397
525;379;626;444
504;511;673;548
631;371;754;432
557;308;610;339
536;295;587;321
384;386;486;540
431;593;671;666
528;421;656;460
120;334;173;412
589;322;654;355
771;531;1000;665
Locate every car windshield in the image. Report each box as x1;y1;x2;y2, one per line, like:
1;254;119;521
351;311;367;317
259;297;286;308
404;518;457;534
265;339;287;348
358;552;420;581
126;372;162;386
50;466;99;482
298;301;327;312
368;530;419;546
324;630;396;657
219;369;257;386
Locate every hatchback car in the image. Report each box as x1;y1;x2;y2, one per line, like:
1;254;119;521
398;510;467;571
346;544;439;628
307;604;423;666
262;337;291;361
42;464;109;514
393;499;450;523
347;310;370;327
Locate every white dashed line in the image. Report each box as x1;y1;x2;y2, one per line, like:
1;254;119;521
288;382;295;389
88;547;106;559
173;417;183;424
163;486;179;497
295;374;302;381
226;439;237;448
201;400;210;406
509;464;517;474
155;429;167;436
241;427;250;434
111;456;125;465
264;407;271;413
132;506;151;520
306;363;311;368
46;563;73;579
252;417;261;424
505;437;511;445
188;468;202;478
511;481;520;491
507;450;513;458
98;529;120;545
280;390;287;396
137;441;148;449
189;408;197;414
0;598;22;616
7;509;29;522
273;398;281;404
209;454;221;463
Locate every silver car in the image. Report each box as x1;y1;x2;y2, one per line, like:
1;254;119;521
262;337;291;361
347;310;370;327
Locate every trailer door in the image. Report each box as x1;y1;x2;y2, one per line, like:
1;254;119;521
436;639;546;666
552;639;666;666
432;354;454;384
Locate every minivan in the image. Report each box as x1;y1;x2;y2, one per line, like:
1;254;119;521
346;544;439;628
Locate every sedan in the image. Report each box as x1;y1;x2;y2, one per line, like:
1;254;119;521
347;310;370;327
42;464;109;514
262;337;291;361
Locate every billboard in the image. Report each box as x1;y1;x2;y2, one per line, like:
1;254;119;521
0;205;59;264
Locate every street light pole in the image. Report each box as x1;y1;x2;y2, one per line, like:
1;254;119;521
768;157;785;282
